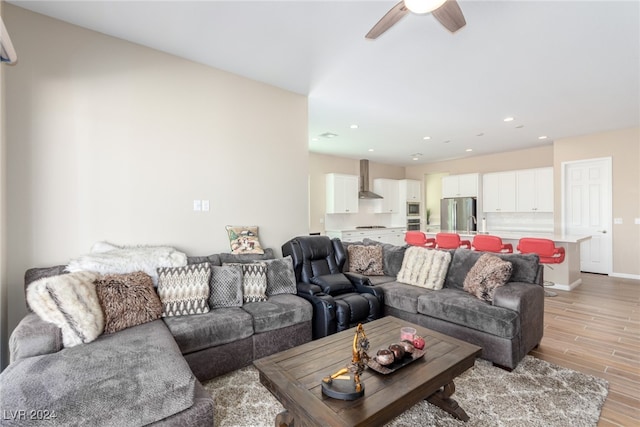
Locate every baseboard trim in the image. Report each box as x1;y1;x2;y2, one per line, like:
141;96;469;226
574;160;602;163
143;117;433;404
609;272;640;281
545;278;581;291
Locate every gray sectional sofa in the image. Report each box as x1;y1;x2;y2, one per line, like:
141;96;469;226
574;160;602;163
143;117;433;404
345;238;545;370
0;250;313;427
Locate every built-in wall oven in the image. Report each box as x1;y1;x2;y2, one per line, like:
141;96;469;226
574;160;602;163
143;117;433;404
407;202;420;217
407;218;421;231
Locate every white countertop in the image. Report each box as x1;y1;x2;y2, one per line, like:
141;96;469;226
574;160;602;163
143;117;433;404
326;227;406;233
427;230;591;244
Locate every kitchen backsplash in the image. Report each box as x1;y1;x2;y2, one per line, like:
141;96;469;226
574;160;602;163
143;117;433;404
324;199;406;231
483;211;554;233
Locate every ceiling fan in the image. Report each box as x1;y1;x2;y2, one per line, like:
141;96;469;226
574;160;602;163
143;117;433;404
365;0;466;39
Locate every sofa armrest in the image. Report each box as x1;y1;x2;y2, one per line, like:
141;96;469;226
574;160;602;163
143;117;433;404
296;282;323;297
344;272;372;287
9;313;63;363
493;281;543;313
493;281;545;354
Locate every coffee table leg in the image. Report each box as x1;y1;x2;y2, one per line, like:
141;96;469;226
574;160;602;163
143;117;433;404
275;410;295;427
426;381;470;422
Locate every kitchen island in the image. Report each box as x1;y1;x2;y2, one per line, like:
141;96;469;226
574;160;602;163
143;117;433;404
426;231;591;291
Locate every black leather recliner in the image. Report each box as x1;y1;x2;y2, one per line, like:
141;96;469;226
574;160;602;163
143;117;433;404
282;235;384;339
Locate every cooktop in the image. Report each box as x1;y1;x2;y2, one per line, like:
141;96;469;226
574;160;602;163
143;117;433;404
355;226;387;229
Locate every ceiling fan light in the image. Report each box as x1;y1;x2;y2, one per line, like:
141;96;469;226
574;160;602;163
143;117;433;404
404;0;448;15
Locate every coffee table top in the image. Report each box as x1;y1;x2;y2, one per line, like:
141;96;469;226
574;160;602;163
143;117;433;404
254;316;482;427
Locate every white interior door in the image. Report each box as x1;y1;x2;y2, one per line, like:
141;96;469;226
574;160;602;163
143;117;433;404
562;158;612;274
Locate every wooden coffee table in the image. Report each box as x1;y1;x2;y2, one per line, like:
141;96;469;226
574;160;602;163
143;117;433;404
254;316;482;426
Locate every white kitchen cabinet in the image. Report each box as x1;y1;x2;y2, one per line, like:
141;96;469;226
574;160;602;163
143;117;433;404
326;173;359;214
441;173;479;198
401;179;422;202
482;171;516;212
373;179;400;213
516;167;553;212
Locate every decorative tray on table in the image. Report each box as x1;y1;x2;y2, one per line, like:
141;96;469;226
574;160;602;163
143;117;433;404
366;348;426;375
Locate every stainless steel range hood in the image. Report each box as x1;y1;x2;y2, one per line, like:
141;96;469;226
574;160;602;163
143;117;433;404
359;159;383;199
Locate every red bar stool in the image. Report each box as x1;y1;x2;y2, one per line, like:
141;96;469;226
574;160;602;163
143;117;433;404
435;232;471;249
517;237;565;296
404;231;435;248
472;234;513;253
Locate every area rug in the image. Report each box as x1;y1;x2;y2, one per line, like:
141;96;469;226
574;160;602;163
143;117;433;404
202;355;608;427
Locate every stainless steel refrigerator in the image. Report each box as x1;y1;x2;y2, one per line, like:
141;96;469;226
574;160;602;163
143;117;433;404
440;197;477;232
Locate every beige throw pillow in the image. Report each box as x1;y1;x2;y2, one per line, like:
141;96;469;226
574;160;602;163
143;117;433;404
397;246;451;290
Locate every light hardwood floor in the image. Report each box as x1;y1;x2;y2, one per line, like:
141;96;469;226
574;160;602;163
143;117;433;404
528;273;639;426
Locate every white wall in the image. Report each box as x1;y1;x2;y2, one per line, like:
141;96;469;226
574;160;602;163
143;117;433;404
2;4;309;359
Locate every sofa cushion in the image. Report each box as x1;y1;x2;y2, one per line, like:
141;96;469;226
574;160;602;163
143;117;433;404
397;246;451;290
187;253;222;266
347;245;384;275
0;320;196;427
209;264;244;308
163;307;254;354
375;281;432;314
445;249;540;290
95;271;163;334
242;294;313;333
218;248;275;264
261;256;298;296
9;313;63;362
362;238;408;277
157;263;211;317
26;271;104;348
417;288;520;338
463;253;513;302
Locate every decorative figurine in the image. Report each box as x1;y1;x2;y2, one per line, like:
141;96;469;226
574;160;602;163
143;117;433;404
321;323;370;400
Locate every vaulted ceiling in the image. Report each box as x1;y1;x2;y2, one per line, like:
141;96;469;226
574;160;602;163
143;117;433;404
8;1;640;165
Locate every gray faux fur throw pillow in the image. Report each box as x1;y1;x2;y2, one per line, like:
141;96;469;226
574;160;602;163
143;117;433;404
463;253;513;302
95;271;163;334
26;271;104;347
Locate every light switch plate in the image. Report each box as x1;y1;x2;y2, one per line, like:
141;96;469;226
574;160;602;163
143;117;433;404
193;200;202;211
614;218;623;225
635;218;640;225
202;200;210;212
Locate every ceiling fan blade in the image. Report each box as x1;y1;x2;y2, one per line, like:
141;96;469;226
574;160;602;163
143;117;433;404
432;0;466;33
365;1;410;40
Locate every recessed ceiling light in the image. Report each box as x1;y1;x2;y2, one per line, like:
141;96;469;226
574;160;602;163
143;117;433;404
350;124;359;129
466;148;473;152
538;135;548;140
368;148;374;152
515;124;524;129
311;138;319;142
319;132;338;139
412;157;419;161
504;117;515;122
476;133;484;137
423;136;431;140
443;140;451;143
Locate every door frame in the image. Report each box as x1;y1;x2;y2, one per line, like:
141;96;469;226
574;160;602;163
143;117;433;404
560;156;613;274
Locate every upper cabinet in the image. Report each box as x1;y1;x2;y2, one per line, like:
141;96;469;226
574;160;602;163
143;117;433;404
326;173;359;214
373;178;400;213
442;173;479;198
483;172;516;212
516;167;554;212
402;179;422;202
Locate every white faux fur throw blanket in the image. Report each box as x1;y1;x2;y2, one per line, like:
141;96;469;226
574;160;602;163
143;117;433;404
66;241;187;285
397;246;452;290
27;271;104;347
